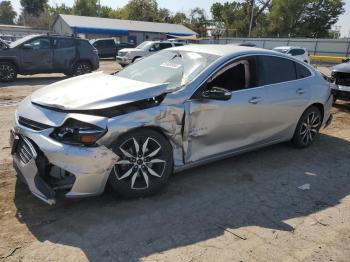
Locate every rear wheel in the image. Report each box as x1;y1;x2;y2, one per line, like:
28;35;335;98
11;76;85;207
109;129;173;198
72;61;92;76
0;62;17;82
292;106;322;148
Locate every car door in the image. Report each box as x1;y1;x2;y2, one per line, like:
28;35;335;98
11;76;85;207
20;36;53;73
257;55;312;141
52;37;76;72
185;56;268;163
105;39;116;57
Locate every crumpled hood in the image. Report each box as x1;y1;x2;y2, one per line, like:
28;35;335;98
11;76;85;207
333;62;350;73
31;72;168;110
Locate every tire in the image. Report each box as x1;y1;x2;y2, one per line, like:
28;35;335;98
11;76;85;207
72;61;92;76
0;62;17;82
292;106;322;148
109;128;173;198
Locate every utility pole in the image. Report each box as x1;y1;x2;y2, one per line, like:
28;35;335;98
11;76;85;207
248;0;255;37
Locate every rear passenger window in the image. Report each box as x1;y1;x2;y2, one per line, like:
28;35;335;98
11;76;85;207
290;49;305;56
54;38;75;49
259;56;297;85
295;62;311;79
159;43;172;49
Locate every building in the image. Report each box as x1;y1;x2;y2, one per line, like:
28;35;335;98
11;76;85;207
0;24;48;41
52;14;197;45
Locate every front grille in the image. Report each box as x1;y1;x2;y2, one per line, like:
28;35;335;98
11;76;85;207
334;72;350;87
18;116;52;131
16;136;36;164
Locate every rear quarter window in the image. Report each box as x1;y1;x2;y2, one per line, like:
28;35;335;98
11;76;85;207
295;62;312;79
290;49;305;56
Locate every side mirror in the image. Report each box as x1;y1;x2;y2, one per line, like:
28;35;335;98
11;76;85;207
149;47;155;52
202;87;231;101
21;44;32;50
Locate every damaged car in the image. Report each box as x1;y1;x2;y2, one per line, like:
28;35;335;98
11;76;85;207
331;61;350;102
10;45;333;204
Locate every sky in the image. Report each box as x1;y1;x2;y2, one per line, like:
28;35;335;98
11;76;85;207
11;0;350;37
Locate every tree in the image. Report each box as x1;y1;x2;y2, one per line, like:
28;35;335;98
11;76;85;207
49;4;72;15
299;0;345;38
172;12;188;24
124;0;159;21
188;7;208;36
268;0;309;37
268;0;345;37
157;8;172;23
211;1;271;37
99;6;113;18
0;1;17;24
72;0;97;16
20;0;47;16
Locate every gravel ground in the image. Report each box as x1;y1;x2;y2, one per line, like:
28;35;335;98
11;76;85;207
0;61;350;262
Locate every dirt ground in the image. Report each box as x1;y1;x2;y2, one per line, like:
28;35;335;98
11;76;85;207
0;60;350;262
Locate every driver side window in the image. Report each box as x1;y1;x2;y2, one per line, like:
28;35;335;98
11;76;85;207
207;56;257;92
23;37;50;50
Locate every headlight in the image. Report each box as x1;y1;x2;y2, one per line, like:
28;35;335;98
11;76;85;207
51;118;107;146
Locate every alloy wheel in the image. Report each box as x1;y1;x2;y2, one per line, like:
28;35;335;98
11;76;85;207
74;63;91;75
114;137;166;190
299;111;320;146
0;64;16;81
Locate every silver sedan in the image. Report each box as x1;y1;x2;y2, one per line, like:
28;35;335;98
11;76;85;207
10;45;333;204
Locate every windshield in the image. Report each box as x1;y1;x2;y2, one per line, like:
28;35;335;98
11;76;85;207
273;48;289;53
116;50;219;90
136;41;152;50
9;35;38;48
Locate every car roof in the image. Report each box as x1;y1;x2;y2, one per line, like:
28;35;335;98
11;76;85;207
274;46;306;50
172;44;276;57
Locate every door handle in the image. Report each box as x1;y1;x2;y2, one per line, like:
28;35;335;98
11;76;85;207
248;97;262;104
296;88;305;94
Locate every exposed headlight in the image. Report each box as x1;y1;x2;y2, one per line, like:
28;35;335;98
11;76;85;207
51;118;106;146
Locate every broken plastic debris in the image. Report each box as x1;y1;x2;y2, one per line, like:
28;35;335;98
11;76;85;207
298;184;311;190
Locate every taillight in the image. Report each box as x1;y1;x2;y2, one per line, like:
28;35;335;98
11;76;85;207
92;48;98;54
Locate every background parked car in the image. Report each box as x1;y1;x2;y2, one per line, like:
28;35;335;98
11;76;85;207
273;46;310;63
116;40;183;66
90;38;135;59
0;34;99;82
331;61;350;102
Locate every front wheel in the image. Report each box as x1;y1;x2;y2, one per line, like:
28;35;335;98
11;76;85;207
0;62;17;82
109;129;173;198
292;106;322;148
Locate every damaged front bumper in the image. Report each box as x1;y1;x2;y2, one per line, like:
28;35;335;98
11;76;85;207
10;120;118;205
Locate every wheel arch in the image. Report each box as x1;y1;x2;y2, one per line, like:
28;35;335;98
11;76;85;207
132;56;142;63
309;102;324;122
